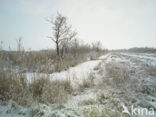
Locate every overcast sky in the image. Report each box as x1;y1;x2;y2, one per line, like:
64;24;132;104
0;0;156;50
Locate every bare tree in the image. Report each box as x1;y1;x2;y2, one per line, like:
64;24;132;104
48;12;77;57
70;38;79;57
60;32;77;58
92;41;102;52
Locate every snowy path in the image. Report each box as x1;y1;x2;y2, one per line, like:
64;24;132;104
50;60;101;81
26;54;110;88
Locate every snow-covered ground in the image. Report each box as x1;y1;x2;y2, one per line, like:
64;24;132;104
26;59;102;89
1;52;156;117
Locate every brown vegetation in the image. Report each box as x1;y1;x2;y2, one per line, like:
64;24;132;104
0;70;72;106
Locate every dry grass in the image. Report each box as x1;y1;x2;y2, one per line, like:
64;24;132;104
104;62;130;88
55;55;86;72
0;49;105;74
0;70;11;101
78;98;97;106
77;72;95;92
31;78;73;104
83;106;122;117
30;77;73;105
146;65;156;77
95;60;156;112
0;70;33;106
0;70;73;106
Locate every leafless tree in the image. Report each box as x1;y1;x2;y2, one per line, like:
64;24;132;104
48;12;77;57
92;41;102;52
70;38;79;57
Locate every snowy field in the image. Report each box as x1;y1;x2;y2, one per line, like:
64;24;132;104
0;52;156;117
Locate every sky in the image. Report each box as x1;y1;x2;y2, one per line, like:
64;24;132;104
0;0;156;50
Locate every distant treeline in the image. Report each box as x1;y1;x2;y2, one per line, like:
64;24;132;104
113;47;156;53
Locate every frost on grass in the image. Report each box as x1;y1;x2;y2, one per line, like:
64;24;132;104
1;52;156;117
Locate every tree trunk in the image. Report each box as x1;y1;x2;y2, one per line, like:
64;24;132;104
61;47;64;58
56;42;59;56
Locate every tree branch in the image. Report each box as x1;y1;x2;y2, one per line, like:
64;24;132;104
47;36;56;43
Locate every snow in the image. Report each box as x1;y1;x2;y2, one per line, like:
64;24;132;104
121;52;156;66
1;52;156;117
0;100;29;117
26;59;102;88
50;60;101;87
